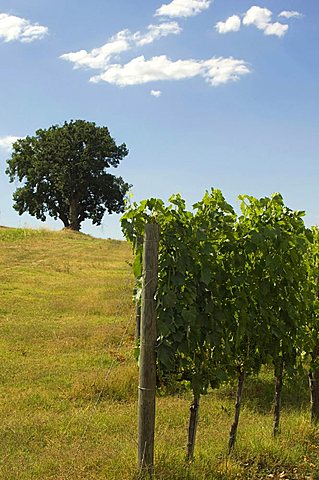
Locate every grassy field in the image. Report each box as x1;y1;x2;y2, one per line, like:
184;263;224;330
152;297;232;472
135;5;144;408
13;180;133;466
0;227;319;480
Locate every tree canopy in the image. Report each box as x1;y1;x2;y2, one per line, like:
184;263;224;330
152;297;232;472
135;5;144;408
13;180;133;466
6;119;130;231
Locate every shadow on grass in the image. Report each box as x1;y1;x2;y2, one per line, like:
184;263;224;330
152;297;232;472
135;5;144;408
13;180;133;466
217;368;309;414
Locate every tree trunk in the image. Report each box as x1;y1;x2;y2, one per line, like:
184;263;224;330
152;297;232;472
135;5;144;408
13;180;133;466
228;367;245;453
68;197;80;231
309;342;319;424
60;220;69;229
59;214;69;228
186;394;200;462
55;198;69;229
273;357;284;437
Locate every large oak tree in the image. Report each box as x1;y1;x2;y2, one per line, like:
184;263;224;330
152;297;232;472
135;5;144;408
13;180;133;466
6;120;130;231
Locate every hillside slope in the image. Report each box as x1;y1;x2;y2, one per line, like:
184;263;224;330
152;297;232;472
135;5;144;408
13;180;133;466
0;227;318;480
0;228;137;479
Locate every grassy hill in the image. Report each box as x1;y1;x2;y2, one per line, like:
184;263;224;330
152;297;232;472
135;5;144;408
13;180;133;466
0;227;318;480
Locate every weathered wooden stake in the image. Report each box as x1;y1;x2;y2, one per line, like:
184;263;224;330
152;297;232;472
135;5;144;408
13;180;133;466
309;368;319;424
135;236;143;341
273;358;284;437
309;342;319;424
186;394;200;462
138;223;159;474
228;367;245;453
135;302;141;341
309;281;319;425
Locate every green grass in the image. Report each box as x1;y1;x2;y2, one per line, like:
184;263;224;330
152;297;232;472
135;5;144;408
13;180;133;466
0;226;319;479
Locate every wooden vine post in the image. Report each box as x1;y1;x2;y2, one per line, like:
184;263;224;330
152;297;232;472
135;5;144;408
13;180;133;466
309;342;319;424
138;223;160;474
186;394;200;461
273;357;284;437
309;274;319;424
135;236;143;341
135;302;142;341
228;367;245;453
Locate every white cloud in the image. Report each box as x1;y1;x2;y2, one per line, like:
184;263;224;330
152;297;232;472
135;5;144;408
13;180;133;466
61;22;182;69
203;57;250;86
0;13;48;43
279;11;303;19
263;22;288;37
133;22;182;46
150;89;162;97
155;0;211;18
243;6;272;30
62;5;250;91
90;55;201;85
216;15;241;34
0;136;20;153
90;55;250;87
60;30;132;70
243;6;288;37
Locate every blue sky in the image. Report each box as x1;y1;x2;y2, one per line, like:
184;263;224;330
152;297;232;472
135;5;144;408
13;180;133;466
0;0;318;239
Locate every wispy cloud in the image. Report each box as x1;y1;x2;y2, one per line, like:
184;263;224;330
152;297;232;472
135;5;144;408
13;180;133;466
150;89;162;97
0;13;48;43
216;15;241;34
61;22;182;70
134;22;182;46
90;55;250;87
278;10;303;20
61;30;131;70
0;136;20;153
155;0;211;18
62;3;250;91
243;6;288;37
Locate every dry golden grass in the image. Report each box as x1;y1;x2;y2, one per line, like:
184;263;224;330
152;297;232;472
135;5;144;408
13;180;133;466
1;227;319;480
